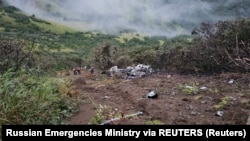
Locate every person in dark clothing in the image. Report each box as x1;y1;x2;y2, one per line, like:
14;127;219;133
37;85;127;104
90;67;94;74
73;68;77;75
76;67;81;74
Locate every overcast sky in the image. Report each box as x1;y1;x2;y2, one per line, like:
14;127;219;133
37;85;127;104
3;0;245;37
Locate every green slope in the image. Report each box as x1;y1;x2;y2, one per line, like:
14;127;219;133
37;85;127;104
0;6;75;34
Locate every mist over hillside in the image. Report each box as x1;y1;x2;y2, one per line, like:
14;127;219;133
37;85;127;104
3;0;250;37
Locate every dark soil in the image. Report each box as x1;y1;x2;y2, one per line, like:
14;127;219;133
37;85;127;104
63;69;250;125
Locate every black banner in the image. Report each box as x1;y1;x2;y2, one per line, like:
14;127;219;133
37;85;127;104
2;125;250;140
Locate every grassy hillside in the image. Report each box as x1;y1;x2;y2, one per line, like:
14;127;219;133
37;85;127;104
0;4;174;71
3;0;250;37
1;3;249;73
0;1;249;131
0;6;74;33
0;1;82;130
0;3;170;129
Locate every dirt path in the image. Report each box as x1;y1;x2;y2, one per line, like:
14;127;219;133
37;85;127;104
63;69;250;125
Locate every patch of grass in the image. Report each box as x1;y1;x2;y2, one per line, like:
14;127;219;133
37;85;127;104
194;95;203;100
115;32;145;43
214;96;230;110
146;119;164;125
31;20;76;34
55;77;80;97
210;88;219;94
0;69;80;125
89;105;120;125
1;13;15;23
159;40;165;46
50;48;75;53
178;81;200;95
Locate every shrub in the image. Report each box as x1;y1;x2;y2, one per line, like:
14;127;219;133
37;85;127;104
0;38;34;74
133;49;159;68
115;55;133;68
178;81;200;95
193;18;250;72
91;43;114;71
214;97;230;110
0;69;79;126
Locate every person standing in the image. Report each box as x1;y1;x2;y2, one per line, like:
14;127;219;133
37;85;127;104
73;68;77;75
76;67;81;74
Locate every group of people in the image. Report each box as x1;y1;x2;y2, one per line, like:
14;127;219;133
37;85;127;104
73;67;81;75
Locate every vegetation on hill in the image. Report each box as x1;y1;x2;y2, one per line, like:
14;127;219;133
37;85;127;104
0;1;249;131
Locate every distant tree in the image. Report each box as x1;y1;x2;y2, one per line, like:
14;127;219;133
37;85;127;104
91;42;114;71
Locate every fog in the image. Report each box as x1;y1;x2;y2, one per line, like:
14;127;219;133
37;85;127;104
3;0;248;37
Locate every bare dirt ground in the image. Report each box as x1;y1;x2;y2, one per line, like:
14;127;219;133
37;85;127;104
63;69;250;125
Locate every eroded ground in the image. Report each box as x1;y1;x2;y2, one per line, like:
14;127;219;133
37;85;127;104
63;69;250;125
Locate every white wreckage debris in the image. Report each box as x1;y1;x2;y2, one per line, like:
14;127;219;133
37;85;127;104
100;111;143;125
147;90;158;99
109;64;155;79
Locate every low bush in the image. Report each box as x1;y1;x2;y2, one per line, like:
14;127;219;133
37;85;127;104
0;69;79;126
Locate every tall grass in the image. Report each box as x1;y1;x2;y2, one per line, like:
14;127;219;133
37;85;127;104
0;69;79;126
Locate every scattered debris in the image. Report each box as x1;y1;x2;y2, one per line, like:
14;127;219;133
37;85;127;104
216;111;224;117
67;69;249;125
190;111;198;116
100;111;143;125
228;79;234;84
201;101;207;104
147;90;158;99
199;86;209;91
103;96;110;99
109;64;155;79
185;85;194;89
180;84;199;95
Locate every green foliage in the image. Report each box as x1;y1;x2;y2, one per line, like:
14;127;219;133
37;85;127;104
89;105;112;125
91;43;114;71
133;49;159;68
114;55;133;68
193;18;250;72
0;38;34;74
179;81;200;95
0;70;79;125
3;6;20;13
214;96;230;110
2;2;250;75
145;119;164;125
